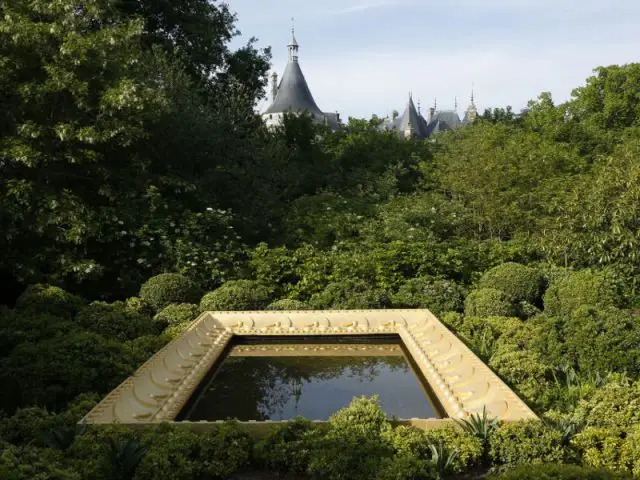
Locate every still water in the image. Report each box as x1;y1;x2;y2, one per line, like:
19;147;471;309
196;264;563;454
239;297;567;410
180;341;441;421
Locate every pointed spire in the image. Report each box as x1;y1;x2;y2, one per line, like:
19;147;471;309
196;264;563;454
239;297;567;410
434;97;437;111
417;98;421;115
288;17;299;62
471;83;475;105
454;96;458;111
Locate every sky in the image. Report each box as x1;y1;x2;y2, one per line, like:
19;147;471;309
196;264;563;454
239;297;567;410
226;0;640;120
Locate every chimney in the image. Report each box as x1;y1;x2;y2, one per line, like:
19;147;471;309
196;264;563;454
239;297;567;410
428;107;435;122
271;72;278;102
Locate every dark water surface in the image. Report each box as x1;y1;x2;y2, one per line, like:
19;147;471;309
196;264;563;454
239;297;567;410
180;341;441;421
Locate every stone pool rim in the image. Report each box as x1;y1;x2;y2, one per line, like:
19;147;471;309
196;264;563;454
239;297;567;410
81;309;538;430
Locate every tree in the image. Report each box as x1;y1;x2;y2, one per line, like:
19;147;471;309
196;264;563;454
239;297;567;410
0;0;269;299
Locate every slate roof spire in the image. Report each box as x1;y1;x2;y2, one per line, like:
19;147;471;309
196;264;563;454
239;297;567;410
288;17;299;62
263;25;325;117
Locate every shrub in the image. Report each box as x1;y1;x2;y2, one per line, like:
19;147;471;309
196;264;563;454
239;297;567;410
67;425;141;479
134;424;202;480
377;455;436;480
135;423;250;480
489;463;630;479
572;427;627;473
391;276;466;317
489;420;567;468
197;422;252;478
125;334;173;367
564;306;640;375
543;269;619;316
0;407;61;446
124;297;156;317
254;417;315;473
464;288;517;318
328;395;391;437
309;279;389;309
153;303;199;328
266;298;311;310
385;424;483;474
306;430;393;480
478;262;544;303
488;350;555;408
139;273;201;311
75;301;157;342
199;280;273;311
0;443;80;480
0;312;80;355
571;379;640;429
14;284;85;319
0;332;134;411
422;426;483;473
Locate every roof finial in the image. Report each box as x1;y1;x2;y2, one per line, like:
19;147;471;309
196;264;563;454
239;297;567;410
454;96;458;111
471;82;475;105
417;98;421;115
434;97;437;111
287;17;299;62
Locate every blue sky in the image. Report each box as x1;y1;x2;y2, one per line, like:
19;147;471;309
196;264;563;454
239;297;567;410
227;0;640;120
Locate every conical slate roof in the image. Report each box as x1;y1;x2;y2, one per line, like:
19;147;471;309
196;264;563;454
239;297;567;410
426;110;462;135
264;60;324;115
390;96;429;137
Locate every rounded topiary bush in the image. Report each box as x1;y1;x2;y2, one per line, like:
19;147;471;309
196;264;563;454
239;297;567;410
200;280;273;311
266;299;311;310
478;262;544;304
464;288;517;317
543;269;619;316
75;301;157;342
153;303;199;328
391;276;465;317
139;273;201;311
14;284;86;319
490;463;629;479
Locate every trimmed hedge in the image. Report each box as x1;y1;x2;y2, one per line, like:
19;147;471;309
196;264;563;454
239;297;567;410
464;288;517;317
478;262;544;303
139;273;201;311
200;280;273;311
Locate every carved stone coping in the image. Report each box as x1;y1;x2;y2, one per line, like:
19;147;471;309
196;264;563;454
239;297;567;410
82;309;537;425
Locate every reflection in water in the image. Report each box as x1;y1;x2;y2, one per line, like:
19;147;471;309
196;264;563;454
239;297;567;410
182;343;440;421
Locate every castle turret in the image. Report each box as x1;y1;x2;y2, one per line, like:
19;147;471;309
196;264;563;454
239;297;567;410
262;25;338;129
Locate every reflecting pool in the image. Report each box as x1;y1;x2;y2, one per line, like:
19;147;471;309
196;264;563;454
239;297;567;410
179;337;442;421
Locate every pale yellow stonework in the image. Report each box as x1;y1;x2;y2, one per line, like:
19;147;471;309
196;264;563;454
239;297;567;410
83;309;537;427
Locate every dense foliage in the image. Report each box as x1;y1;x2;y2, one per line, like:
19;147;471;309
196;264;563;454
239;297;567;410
1;0;640;477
